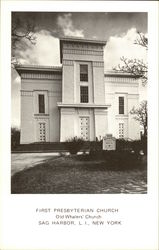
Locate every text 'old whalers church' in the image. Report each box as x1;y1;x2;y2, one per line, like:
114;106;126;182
16;37;140;144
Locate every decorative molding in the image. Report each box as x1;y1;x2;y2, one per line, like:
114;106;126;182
63;49;103;56
21;90;33;96
34;114;49;116
63;43;103;51
92;61;104;68
63;60;74;66
21;90;62;97
21;73;62;80
57;102;111;109
16;64;61;70
34;114;49;120
105;77;138;83
105;83;138;89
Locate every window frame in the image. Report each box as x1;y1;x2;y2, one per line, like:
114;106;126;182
38;94;45;114
80;86;89;103
119;123;124;139
119;96;124;114
80;64;88;82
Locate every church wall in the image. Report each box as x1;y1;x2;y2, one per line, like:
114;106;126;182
20;76;62;143
62;63;74;103
60;108;76;141
20;91;35;144
105;76;140;140
93;65;105;104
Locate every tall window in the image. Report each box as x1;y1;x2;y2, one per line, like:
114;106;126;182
80;86;88;103
39;122;46;142
119;123;124;138
80;64;88;81
80;117;89;141
119;97;124;114
38;94;45;113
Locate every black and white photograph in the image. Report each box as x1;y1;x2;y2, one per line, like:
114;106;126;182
0;1;159;250
11;11;148;194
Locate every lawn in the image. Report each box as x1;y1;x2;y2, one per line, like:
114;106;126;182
11;153;147;194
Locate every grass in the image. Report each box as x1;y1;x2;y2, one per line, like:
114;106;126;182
11;153;147;194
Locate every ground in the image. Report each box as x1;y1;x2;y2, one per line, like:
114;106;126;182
11;152;62;176
11;153;147;194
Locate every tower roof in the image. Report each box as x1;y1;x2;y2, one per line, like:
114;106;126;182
60;36;106;63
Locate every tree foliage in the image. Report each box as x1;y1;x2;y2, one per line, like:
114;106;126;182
114;32;148;85
12;16;36;66
130;100;147;138
11;127;20;149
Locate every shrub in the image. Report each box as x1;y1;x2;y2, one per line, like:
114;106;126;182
89;141;102;151
116;139;132;152
88;150;143;170
141;137;147;155
103;150;141;170
65;137;85;155
11;127;20;150
116;139;147;155
131;140;142;154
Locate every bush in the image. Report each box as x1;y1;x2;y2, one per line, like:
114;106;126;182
116;139;133;152
11;127;20;150
89;141;102;151
116;139;147;155
141;137;147;155
65;137;85;155
88;150;143;170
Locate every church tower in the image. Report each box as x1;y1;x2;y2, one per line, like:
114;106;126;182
58;37;110;141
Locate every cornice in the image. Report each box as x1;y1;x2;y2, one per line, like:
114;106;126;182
57;103;111;109
92;61;104;67
105;76;139;83
15;64;62;76
63;49;103;57
21;90;33;96
105;71;141;78
63;60;74;66
60;37;106;46
21;73;62;80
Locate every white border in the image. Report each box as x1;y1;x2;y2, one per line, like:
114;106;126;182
0;1;158;250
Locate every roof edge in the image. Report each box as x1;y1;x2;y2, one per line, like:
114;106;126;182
60;36;107;45
15;64;62;75
104;70;141;78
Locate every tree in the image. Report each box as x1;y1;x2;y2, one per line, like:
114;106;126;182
11;127;20;149
114;32;148;85
12;16;36;66
130;100;147;138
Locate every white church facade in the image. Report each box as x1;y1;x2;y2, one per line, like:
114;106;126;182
16;37;140;144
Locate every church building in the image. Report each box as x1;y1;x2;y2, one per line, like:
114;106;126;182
16;37;140;144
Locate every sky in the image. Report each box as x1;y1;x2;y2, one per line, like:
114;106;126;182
12;12;147;127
